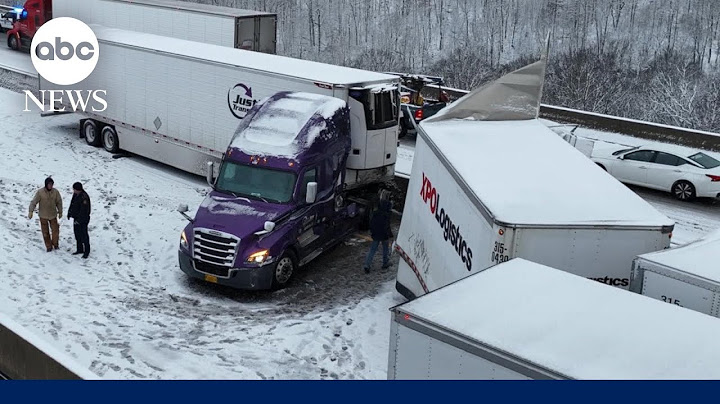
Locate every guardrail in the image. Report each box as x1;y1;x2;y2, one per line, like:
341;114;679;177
0;313;97;379
423;84;720;153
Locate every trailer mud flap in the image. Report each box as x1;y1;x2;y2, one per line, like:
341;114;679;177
395;243;429;294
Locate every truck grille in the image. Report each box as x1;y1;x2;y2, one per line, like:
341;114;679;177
192;228;239;278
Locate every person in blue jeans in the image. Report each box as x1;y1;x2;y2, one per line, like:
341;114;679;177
363;199;393;273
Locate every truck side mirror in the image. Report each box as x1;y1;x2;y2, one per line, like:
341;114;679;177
206;161;215;186
306;182;318;204
177;203;194;223
254;221;276;236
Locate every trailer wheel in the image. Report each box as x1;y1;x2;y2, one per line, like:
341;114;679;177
101;126;120;154
83;120;101;147
8;34;18;51
271;251;296;290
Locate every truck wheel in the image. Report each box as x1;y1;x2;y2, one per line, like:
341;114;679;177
271;251;296;289
672;181;696;201
83;120;101;147
8;35;18;51
101;126;120;153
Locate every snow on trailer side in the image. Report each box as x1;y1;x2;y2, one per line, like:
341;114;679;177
53;0;277;53
630;228;720;317
389;259;720;380
86;26;396;87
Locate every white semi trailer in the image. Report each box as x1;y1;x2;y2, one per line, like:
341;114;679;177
389;258;720;380
630;228;720;317
38;25;400;186
394;58;674;300
53;0;277;53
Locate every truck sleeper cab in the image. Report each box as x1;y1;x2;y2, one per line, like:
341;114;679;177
178;92;359;290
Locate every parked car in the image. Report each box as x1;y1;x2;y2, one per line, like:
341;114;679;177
385;72;450;138
592;144;720;201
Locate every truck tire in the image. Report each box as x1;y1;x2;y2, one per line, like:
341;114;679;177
271;251;296;290
101;126;120;154
8;34;18;51
83;120;101;147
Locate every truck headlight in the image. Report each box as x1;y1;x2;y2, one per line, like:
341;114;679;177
180;231;189;250
246;249;269;264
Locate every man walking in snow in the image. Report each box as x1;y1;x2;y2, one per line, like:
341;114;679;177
67;182;91;259
363;198;394;273
28;177;63;252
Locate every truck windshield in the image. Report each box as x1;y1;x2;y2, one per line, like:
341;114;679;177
216;162;297;204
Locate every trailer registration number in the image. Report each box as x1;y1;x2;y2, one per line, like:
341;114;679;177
204;274;218;283
491;242;509;264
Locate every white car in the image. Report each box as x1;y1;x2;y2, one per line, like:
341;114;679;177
592;144;720;201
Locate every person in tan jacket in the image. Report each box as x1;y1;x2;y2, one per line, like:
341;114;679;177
29;177;63;252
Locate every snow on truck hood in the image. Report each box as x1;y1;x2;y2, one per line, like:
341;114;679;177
398;259;720;379
418;119;674;227
193;192;290;236
638;227;720;283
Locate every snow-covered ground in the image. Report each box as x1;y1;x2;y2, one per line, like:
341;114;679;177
2;83;720;379
0;87;404;379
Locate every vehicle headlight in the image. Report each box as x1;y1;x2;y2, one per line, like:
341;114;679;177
246;249;270;264
180;230;188;250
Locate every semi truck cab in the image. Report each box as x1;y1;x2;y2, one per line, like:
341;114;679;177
6;0;50;50
178;92;362;290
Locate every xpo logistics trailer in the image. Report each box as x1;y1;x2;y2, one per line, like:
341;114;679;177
393;57;675;300
7;0;276;53
630;228;720;317
36;25;400;186
388;258;720;380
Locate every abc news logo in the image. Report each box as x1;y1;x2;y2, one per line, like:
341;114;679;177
24;17;107;113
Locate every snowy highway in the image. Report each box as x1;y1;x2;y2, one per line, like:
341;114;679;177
1;75;720;379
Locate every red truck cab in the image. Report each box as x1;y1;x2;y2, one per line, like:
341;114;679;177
7;0;52;51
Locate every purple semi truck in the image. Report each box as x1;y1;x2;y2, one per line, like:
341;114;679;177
178;91;384;290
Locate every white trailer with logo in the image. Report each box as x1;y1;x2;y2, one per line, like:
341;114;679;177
389;258;720;380
394;59;674;300
630;228;720;317
39;26;400;185
52;0;277;53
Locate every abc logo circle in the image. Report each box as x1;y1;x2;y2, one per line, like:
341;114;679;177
31;17;99;86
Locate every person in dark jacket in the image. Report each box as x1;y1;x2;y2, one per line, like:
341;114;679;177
67;182;91;259
363;199;393;273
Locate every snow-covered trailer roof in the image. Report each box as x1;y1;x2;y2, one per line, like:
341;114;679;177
394;258;720;380
87;25;399;86
109;0;275;17
417;118;673;228
637;228;720;284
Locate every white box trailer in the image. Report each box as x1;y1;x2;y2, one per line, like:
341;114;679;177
39;26;400;185
389;258;720;380
53;0;277;53
394;60;674;300
630;228;720;316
